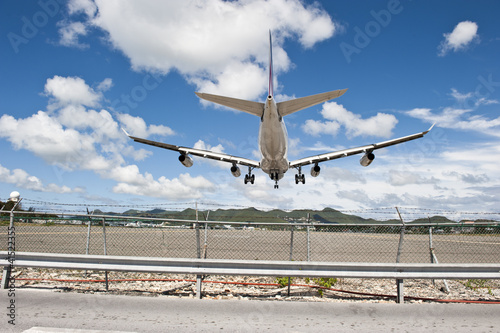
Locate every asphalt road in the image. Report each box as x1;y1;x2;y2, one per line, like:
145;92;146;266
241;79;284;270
1;289;499;333
1;224;499;263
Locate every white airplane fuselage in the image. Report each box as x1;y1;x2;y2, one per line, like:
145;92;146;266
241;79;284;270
259;96;288;180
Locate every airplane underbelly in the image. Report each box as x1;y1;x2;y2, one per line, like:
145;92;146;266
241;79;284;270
259;120;289;175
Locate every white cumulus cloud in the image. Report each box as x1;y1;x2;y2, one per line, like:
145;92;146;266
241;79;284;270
438;21;479;56
0;164;82;193
0;75;212;200
406;107;500;137
61;0;339;99
58;21;89;48
302;102;398;138
112;171;215;200
0;111;96;167
118;113;175;138
45;75;103;109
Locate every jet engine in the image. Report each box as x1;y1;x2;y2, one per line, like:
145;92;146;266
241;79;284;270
230;165;241;177
310;164;321;177
178;154;193;167
360;152;375;167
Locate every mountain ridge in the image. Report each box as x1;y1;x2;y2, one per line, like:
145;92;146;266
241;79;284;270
92;207;455;224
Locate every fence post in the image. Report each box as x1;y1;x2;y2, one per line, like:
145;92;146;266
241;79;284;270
195;202;202;299
287;225;294;296
85;208;93;254
307;213;311;262
195;202;201;259
203;210;210;259
102;217;109;291
395;207;405;303
429;226;434;264
429;225;450;293
2;197;22;290
84;209;93;278
395;207;405;264
2;211;14;289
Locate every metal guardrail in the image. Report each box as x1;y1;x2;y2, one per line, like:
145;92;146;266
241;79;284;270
2;251;500;279
2;251;500;302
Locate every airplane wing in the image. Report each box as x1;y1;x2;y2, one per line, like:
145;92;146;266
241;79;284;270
195;92;265;117
277;89;348;117
125;131;260;169
289;124;435;169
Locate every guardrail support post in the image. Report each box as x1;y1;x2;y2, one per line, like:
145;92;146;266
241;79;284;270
396;279;404;304
1;266;11;289
196;276;202;299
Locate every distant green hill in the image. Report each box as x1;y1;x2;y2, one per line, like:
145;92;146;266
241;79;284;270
101;206;416;224
8;203;467;225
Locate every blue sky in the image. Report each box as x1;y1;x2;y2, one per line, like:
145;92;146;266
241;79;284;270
1;0;499;212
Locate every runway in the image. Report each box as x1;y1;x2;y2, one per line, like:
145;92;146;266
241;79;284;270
1;224;499;263
1;289;499;333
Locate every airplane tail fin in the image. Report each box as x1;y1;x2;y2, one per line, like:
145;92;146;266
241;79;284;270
268;30;274;98
195;31;347;118
268;30;347;117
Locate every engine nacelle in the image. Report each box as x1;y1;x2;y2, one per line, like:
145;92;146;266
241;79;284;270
310;164;321;177
178;154;193;167
230;165;241;177
360;152;375;167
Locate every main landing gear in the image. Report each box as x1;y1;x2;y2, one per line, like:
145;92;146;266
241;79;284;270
244;167;255;185
295;166;305;184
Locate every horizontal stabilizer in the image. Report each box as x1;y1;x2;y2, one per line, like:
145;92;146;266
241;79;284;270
277;88;348;117
195;92;265;117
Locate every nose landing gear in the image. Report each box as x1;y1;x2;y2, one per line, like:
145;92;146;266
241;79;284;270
270;171;280;189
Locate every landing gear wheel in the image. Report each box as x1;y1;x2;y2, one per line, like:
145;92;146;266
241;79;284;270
295;172;305;184
295;166;305;185
244;167;255;185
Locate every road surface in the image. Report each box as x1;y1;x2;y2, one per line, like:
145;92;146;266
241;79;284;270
1;289;498;332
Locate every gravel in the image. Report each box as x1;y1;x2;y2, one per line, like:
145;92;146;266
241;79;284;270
5;268;499;303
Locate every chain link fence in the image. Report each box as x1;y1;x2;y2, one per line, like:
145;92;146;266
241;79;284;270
2;206;499;264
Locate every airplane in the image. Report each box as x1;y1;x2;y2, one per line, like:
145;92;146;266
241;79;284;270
126;31;434;189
